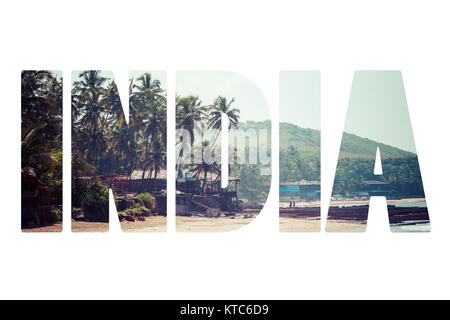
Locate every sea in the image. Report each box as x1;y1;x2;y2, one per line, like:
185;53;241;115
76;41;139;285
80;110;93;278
348;199;430;232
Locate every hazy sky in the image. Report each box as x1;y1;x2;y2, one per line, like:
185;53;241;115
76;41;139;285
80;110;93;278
176;71;271;123
279;71;320;130
344;71;417;153
69;70;416;153
130;71;167;90
71;71;167;91
49;70;62;80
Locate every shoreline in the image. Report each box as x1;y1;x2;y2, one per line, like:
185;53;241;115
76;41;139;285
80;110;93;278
22;215;364;233
279;217;363;232
22;197;428;232
280;197;426;208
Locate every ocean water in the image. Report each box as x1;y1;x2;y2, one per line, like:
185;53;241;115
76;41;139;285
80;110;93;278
348;221;430;233
390;221;431;232
342;200;430;232
336;199;427;208
387;200;427;208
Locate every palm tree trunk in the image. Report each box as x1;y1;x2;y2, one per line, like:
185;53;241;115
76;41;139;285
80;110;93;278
202;169;208;195
176;148;184;177
153;169;158;193
139;137;151;192
115;151;121;174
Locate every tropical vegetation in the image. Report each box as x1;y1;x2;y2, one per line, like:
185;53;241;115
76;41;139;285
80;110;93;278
279;121;425;197
21;71;63;226
71;71;167;217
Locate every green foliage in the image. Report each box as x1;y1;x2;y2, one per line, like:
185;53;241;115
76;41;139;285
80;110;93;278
81;179;109;221
71;71;167;181
233;165;270;201
279;122;319;153
49;209;61;224
280;146;320;183
72;178;87;209
332;156;425;196
71;154;97;208
278;121;422;197
278;122;414;159
119;206;152;217
21;71;62;206
135;193;154;209
340;133;414;158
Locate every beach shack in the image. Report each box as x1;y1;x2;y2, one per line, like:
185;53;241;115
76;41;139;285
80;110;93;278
363;180;393;197
278;180;321;201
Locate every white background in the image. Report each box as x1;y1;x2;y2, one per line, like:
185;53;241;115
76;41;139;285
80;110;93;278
1;0;449;299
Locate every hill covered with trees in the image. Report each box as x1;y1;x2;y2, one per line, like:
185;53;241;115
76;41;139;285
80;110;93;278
277;122;424;197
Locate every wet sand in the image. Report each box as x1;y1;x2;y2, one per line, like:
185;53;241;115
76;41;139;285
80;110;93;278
279;217;362;232
22;216;363;233
280;197;426;208
22;218;167;233
72;221;109;232
71;217;167;232
176;216;255;232
22;223;62;232
120;217;166;232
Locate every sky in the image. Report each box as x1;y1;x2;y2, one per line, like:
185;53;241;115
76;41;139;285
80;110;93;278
69;70;416;153
344;71;417;153
176;71;271;123
279;71;320;130
279;70;418;153
49;70;62;81
129;71;167;90
71;71;167;90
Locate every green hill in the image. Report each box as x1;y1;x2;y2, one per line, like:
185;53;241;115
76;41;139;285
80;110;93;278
238;121;414;159
279;122;414;158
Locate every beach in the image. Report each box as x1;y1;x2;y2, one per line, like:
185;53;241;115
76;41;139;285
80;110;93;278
280;197;426;208
22;216;364;233
22;218;167;233
279;217;362;232
22;197;428;233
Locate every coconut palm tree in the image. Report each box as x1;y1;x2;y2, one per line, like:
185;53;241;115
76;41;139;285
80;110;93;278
21;71;63;210
176;95;207;174
131;73;166;185
111;122;130;174
191;140;220;194
72;71;109;166
207;96;240;150
149;138;167;191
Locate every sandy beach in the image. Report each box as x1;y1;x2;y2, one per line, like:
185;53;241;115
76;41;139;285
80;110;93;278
280;217;321;232
280;197;426;208
22;223;63;232
72;217;167;232
21;216;254;233
176;216;255;232
22;215;365;233
279;217;363;232
22;218;168;233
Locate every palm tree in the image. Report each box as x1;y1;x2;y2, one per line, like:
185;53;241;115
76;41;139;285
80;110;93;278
106;81;125;126
72;71;109;166
130;73;166;190
191;140;220;194
176;95;207;174
149;138;167;191
207;96;240;149
206;96;240;181
111;122;130;174
21;71;63;209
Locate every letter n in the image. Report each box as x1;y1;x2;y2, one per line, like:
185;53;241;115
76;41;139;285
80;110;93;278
71;71;167;232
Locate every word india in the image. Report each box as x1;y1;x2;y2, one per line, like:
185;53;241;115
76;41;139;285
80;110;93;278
20;70;430;232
